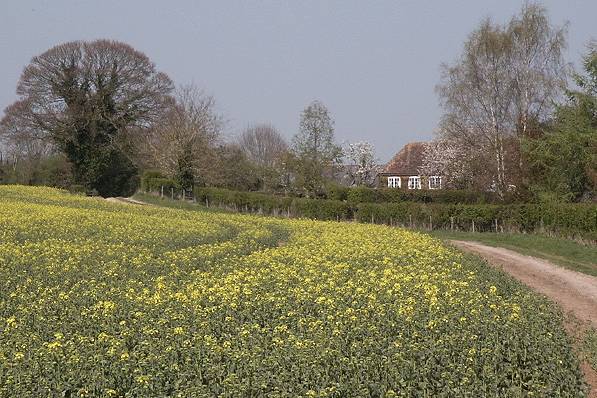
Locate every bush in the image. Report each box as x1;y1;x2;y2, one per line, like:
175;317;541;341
190;188;596;240
141;171;180;195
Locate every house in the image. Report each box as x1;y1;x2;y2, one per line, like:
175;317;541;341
378;142;442;190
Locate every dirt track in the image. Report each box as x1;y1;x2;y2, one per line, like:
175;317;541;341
105;197;149;206
450;240;597;327
451;240;597;396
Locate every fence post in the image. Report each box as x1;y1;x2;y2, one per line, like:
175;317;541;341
171;188;174;200
450;216;454;231
161;186;164;199
409;214;412;228
495;218;498;233
429;215;432;230
472;220;475;233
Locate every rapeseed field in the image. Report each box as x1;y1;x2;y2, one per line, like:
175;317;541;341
0;186;586;397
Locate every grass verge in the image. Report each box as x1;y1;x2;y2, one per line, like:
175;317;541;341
428;230;597;277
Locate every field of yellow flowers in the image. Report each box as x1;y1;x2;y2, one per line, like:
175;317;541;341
0;186;587;397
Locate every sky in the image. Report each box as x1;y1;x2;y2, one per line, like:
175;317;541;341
0;1;595;161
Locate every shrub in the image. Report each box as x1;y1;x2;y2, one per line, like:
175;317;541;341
190;188;596;240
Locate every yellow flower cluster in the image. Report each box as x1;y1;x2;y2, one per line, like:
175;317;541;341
0;186;585;396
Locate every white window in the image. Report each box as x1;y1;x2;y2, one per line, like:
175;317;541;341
408;176;421;189
387;176;401;188
428;176;442;190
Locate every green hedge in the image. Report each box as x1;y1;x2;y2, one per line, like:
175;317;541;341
141;170;180;194
187;188;596;240
343;187;500;204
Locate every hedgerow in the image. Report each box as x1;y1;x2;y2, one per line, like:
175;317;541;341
192;187;597;240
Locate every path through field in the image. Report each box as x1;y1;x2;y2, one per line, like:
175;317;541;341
105;197;149;205
451;240;597;397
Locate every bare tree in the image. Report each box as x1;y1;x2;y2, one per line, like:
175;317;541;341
345;141;379;187
508;3;568;140
139;85;223;190
1;39;173;196
436;4;567;195
239;124;287;168
238;123;288;191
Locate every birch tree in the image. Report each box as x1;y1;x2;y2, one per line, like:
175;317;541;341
437;19;515;194
436;3;567;195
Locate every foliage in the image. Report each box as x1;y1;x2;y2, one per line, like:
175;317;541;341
436;3;567;195
239;124;289;192
138;85;223;191
0;186;587;396
0;40;173;197
140;170;180;194
584;328;597;372
344;141;379;187
525;43;597;201
291;101;343;196
190;187;597;240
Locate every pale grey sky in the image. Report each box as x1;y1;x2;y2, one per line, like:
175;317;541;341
1;1;595;160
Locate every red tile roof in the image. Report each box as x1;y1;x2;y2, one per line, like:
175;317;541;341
381;142;426;176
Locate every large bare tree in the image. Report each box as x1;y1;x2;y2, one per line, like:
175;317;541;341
239;123;288;191
240;124;287;168
139;85;223;190
436;3;567;195
0;39;173;196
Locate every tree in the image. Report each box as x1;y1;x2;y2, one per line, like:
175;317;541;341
139;85;222;190
420;138;477;189
239;123;288;191
291;100;342;196
507;3;568;183
525;42;597;200
212;143;260;191
0;39;173;196
0;99;54;184
345;141;379;187
436;3;567;195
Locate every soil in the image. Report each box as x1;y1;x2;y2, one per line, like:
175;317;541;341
450;240;597;397
105;197;149;206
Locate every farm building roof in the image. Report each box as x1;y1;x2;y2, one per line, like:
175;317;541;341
381;142;427;176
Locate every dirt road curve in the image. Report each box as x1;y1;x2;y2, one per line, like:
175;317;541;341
450;240;597;327
451;240;597;396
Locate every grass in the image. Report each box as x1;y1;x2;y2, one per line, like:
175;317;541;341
428;230;597;277
132;192;232;213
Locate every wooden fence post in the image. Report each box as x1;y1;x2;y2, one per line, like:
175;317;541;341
161;186;164;199
472;220;475;233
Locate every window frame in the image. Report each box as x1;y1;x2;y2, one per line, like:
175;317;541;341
428;176;442;190
387;176;401;188
408;176;421;190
